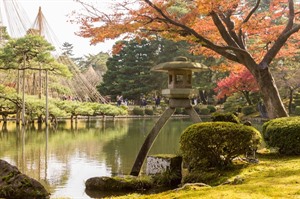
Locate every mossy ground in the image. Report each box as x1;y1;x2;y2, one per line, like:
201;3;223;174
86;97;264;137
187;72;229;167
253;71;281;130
107;153;300;199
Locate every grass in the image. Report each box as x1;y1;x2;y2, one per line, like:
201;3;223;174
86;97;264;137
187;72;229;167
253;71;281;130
107;153;300;199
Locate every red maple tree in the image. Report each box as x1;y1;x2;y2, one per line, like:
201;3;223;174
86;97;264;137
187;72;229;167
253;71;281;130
72;0;300;118
215;67;259;105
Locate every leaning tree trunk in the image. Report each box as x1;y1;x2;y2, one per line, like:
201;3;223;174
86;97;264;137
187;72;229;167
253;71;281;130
253;67;288;119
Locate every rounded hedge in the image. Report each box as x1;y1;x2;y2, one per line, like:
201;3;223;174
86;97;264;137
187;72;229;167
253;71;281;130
295;106;300;116
180;122;261;170
145;108;154;115
207;105;217;113
132;107;144;115
211;112;240;123
262;116;300;155
241;106;256;116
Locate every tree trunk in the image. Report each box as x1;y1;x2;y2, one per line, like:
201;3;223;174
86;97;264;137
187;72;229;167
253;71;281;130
288;87;294;114
253;67;288;118
242;91;252;105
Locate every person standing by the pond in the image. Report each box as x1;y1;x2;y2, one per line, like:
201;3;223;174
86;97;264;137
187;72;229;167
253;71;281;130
117;95;123;106
155;96;161;107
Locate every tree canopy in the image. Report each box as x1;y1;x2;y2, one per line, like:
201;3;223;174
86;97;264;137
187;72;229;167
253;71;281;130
73;0;300;118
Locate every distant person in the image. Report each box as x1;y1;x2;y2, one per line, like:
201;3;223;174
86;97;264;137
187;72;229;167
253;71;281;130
155;96;161;107
117;95;123;106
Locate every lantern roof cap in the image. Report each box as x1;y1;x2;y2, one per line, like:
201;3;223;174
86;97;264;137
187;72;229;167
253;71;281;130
151;56;208;72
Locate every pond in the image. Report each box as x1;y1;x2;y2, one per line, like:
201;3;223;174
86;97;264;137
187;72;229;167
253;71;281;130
0;117;195;198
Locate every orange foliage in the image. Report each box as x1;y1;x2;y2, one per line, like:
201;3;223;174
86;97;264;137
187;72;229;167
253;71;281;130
73;0;300;63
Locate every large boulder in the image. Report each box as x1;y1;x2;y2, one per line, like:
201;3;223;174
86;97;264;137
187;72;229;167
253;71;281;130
0;159;50;199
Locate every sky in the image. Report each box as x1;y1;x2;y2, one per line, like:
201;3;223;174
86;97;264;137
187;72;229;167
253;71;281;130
1;0;116;57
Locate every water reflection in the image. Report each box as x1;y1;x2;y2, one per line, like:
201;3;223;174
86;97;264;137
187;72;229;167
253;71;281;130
0;118;193;198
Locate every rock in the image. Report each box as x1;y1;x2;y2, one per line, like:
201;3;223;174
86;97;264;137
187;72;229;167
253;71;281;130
0;159;50;199
175;182;211;191
85;175;152;191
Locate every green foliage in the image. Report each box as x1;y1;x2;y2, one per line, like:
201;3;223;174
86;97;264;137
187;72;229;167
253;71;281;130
241;105;257;116
182;170;221;185
151;169;181;187
211;112;240;123
295;99;300;106
223;93;246;113
61;42;74;57
295;106;300;115
207;105;217;113
132;107;145;116
199;107;210;115
262;116;300;155
0;35;72;77
77;52;109;72
98;39;164;100
145;108;154;115
175;108;187;115
180;122;261;170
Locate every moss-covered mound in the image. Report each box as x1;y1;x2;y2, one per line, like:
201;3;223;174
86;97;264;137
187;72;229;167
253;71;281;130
262;116;300;155
0;159;50;199
85;176;152;192
180;122;261;170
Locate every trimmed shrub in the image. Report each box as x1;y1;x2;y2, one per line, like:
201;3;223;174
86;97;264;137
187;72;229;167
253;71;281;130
294;99;300;106
180;122;261;170
295;106;300;116
145;108;154;115
211;112;240;123
241;106;257;115
132;107;144;116
199;108;210;115
207;105;217;113
262;116;300;155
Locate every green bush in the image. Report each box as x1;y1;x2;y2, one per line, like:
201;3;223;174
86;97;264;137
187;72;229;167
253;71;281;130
295;106;300;116
211;112;240;123
207;105;217;113
145;108;154;115
132;107;144;116
180;122;261;170
199;108;210;115
294;99;300;106
175;108;188;115
241;106;257;115
262;116;300;155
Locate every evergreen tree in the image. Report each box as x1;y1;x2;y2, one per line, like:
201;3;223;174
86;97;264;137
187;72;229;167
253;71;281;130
61;42;74;57
98;39;163;101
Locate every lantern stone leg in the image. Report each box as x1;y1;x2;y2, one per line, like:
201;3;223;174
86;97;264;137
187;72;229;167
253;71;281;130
185;107;202;123
130;107;176;176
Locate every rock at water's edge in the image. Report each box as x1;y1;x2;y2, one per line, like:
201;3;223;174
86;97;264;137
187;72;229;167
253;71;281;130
0;159;50;199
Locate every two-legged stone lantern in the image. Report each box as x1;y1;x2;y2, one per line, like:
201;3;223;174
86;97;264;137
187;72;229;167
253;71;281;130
130;56;208;176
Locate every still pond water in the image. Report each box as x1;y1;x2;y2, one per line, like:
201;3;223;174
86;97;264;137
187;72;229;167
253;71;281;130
0;117;196;198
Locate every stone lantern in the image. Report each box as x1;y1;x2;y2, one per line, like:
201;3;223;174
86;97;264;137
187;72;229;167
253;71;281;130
130;56;208;176
151;56;207;108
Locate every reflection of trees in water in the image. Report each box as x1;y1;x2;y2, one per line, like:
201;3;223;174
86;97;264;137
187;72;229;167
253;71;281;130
102;118;192;175
0;118;194;195
0;120;129;193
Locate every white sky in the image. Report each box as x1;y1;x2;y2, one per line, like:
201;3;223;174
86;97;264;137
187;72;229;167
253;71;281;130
2;0;116;57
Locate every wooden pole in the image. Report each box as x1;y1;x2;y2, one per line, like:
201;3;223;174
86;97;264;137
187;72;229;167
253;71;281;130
21;54;26;125
45;70;48;125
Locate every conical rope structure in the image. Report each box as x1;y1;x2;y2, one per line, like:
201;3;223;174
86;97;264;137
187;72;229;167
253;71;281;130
0;0;107;103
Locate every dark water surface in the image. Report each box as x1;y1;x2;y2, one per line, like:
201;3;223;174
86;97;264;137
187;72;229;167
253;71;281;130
0;118;193;198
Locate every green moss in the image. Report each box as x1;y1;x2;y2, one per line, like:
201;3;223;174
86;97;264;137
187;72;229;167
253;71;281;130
151;154;177;159
1;172;15;182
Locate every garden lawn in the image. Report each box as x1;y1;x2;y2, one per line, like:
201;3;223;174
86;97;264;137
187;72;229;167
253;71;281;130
108;154;300;199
